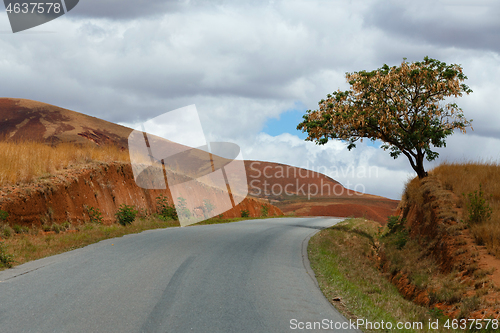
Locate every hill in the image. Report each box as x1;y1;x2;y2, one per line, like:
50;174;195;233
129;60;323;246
245;160;398;223
0;98;397;223
0;98;131;147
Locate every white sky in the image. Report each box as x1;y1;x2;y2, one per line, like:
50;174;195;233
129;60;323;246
1;0;499;199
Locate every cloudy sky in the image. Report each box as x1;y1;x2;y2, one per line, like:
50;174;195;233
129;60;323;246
1;0;499;199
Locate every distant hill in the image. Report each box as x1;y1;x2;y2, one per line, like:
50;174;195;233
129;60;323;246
0;98;131;147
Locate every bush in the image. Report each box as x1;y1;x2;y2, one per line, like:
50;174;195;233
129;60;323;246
115;204;138;226
203;199;215;218
387;215;406;233
261;205;268;217
51;223;61;234
241;210;250;218
86;206;103;224
177;197;191;219
0;210;8;222
1;225;13;238
464;184;492;225
156;195;178;221
0;242;14;268
384;216;408;249
61;221;71;231
12;224;24;234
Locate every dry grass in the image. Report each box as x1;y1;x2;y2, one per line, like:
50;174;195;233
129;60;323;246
0;141;129;186
430;161;500;257
0;216;179;269
309;218;457;332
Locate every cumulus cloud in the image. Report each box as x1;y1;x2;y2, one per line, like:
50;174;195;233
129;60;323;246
1;0;499;199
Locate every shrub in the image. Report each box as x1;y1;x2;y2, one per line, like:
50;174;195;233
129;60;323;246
13;224;24;234
0;210;8;222
51;223;61;234
464;184;492;225
115;204;138;226
85;206;103;224
386;216;406;233
177;197;191;219
1;225;13;238
261;205;268;217
156;195;178;221
203;199;215;218
0;242;14;268
61;221;71;231
241;210;250;218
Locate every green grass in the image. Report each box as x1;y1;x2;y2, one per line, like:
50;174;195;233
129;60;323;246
308;218;459;333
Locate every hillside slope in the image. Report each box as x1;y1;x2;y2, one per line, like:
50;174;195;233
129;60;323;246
245;160;398;224
0;98;131;147
0;161;282;226
0;98;397;223
381;172;500;318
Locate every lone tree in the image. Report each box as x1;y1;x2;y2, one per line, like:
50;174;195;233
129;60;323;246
297;57;473;178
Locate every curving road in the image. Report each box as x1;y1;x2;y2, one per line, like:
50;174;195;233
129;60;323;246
0;217;360;332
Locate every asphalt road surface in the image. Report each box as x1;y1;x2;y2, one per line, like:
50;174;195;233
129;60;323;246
0;217;361;332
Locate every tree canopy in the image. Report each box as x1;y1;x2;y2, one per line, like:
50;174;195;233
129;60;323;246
297;56;473;178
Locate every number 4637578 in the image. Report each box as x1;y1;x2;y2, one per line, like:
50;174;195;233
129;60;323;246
5;3;62;14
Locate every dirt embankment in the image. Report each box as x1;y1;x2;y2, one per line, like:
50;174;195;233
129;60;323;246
0;162;282;226
380;176;500;318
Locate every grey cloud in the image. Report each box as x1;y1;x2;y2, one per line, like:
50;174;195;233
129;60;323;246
68;0;270;20
365;0;500;53
68;0;187;20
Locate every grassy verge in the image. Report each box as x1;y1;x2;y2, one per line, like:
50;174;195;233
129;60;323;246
308;218;456;333
0;214;281;271
0;216;179;270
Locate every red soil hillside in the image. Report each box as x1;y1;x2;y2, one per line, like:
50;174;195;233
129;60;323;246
0;162;282;226
245;160;398;224
0;98;397;224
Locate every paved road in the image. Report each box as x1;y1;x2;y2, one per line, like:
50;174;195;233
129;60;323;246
0;217;360;332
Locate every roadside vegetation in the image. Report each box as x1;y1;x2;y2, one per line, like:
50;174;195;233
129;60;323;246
309;218;460;333
0;141;129;186
0;195;278;270
430;161;500;258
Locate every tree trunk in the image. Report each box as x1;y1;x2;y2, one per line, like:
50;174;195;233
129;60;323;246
415;151;428;179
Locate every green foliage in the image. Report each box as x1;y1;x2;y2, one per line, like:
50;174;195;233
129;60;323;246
387;215;406;233
298;56;473;179
384;216;408;249
86;206;103;224
12;224;28;234
0;210;9;222
156;195;178;221
464;184;492;225
51;223;61;234
261;205;269;217
177;197;191;219
203;199;216;218
115;204;138;226
0;242;14;268
241;210;250;218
